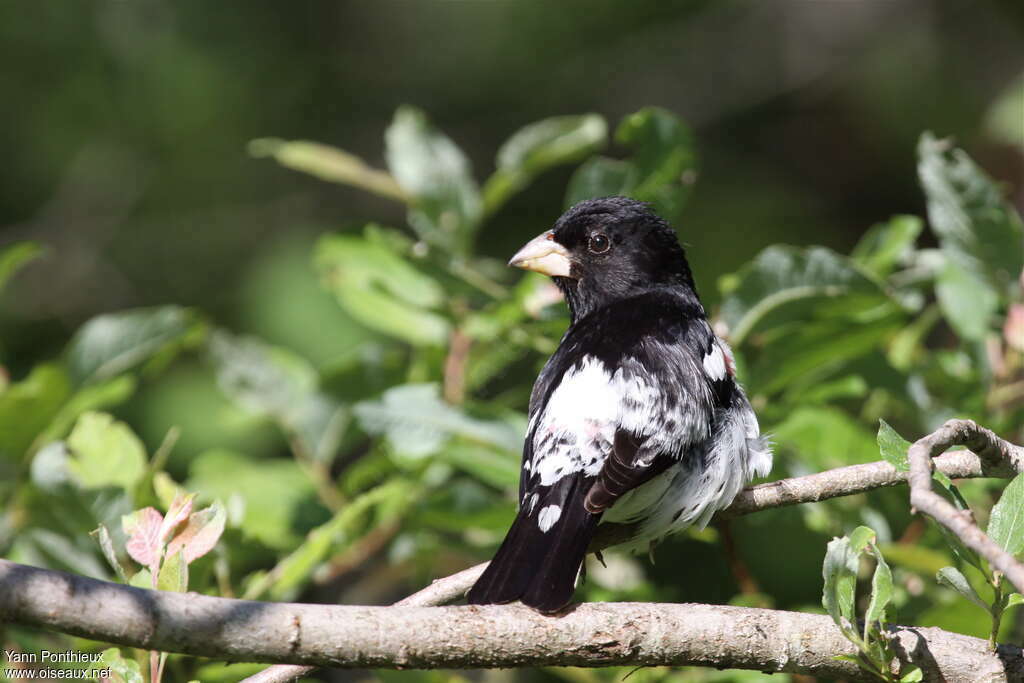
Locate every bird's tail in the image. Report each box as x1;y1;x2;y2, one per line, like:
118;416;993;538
467;477;600;613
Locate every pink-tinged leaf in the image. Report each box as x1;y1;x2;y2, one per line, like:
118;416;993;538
1005;304;1024;352
166;502;227;564
159;493;195;544
122;507;164;568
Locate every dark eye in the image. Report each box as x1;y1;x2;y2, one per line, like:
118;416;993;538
588;233;610;254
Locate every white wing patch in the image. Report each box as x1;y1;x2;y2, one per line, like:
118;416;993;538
703;343;727;381
537;504;562;532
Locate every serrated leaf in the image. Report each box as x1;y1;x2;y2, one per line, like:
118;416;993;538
822;536;859;631
157;550;188;592
851;215;922;276
719;245;888;345
208;331;348;463
484;114;607;213
0;241;44;292
66;411;147;492
354;383;521;459
166;501;227;564
877;419;912;472
66;306;206;385
314;233;450;346
122;507;164;568
248;138;405;200
385;106;482;253
987;473;1024;556
91;524;129;582
936;566;989;610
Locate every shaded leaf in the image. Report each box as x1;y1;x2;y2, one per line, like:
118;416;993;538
66;306;206;385
936;566;989;610
935;258;998;341
987;473;1024;556
719;245;888;345
122;507;164;568
314;233;450;346
484;114;607;213
66;412;147;492
822;536;859;632
385;106;482;253
0;364;71;460
208;331;348;463
877;419;912;472
91;524;129;582
0;241;44;292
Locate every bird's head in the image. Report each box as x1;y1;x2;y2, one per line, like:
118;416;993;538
509;197;697;320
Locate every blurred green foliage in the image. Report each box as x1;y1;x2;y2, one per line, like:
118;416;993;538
0;95;1022;683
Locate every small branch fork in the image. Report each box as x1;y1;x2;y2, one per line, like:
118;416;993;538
907;419;1024;593
1;421;1022;683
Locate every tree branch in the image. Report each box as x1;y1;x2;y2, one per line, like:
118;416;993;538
1;559;1021;683
907;418;1024;593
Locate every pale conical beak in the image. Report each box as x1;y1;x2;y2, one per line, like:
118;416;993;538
508;231;574;278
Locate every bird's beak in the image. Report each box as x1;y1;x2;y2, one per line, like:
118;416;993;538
508;231;574;278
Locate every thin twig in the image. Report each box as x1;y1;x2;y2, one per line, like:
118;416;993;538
907;418;1024;593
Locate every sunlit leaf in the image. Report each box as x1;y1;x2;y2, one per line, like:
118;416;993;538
936;566;989;610
91;524;129;582
822;535;859;633
987;473;1024;556
877;419;911;472
122;506;164;568
484;114;607;213
851;215;922;276
98;648;144;683
166;501;227;564
314;233;450;346
66;306;206;385
385;106;482;253
934;258;998;341
0;364;71;460
160;493;195;543
67;412;147;492
865;542;893;627
158;549;189;592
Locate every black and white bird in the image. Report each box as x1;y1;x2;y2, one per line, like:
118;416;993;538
466;197;772;613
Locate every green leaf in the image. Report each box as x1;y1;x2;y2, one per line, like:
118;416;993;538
128;568;152;589
851;215;922;276
314;233;450;346
354;383;521;459
208;331;348;463
865;543;893;627
899;666;924;682
936;566;989;611
41;375;137;445
66;412;147;492
822;536;860;633
719;246;889;345
91;524;129;582
1006;593;1024;609
442;443;520;489
385;106;482;253
186;449;316;550
987;473;1024;556
98;648;144;683
158;550;189;592
0;364;71;460
985;74;1024;152
483;114;607;213
66;306;206;385
565;107;696;222
848;526;876;553
248;138;405;201
877;419;912;472
0;241;44;292
934;258;998;341
918;132;1024;289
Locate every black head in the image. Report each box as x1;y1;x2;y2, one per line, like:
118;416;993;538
509;197;697;320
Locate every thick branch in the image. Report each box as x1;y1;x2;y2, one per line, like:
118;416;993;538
1;560;1020;682
907;418;1024;593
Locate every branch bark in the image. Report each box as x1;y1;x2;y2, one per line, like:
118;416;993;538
907;418;1024;593
1;559;1021;683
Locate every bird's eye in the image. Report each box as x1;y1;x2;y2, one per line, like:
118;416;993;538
588;233;610;254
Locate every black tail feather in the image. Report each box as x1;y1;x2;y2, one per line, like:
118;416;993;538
467;476;600;613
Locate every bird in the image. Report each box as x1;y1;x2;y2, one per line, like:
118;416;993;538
466;196;772;613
